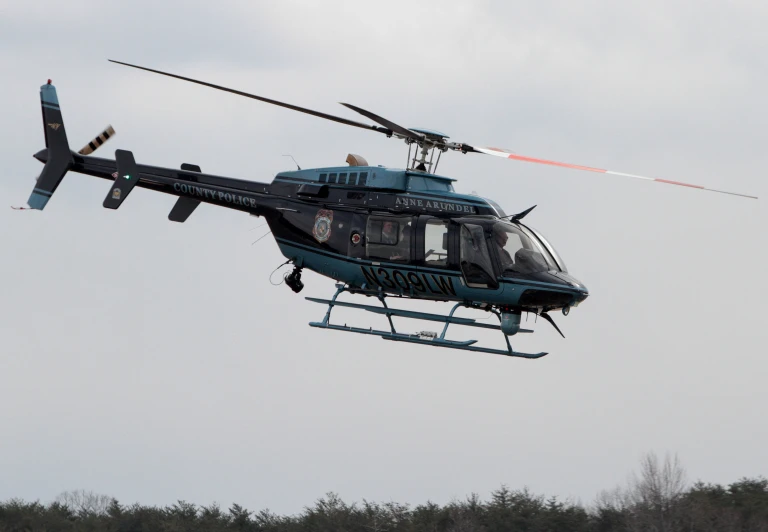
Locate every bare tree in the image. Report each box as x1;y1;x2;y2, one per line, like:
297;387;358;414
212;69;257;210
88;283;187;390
54;489;113;516
595;452;688;532
632;452;687;507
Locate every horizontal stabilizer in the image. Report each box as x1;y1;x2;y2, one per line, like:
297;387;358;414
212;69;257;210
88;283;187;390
168;163;202;222
103;149;139;209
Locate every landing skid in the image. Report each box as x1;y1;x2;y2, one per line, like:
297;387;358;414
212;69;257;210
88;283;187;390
307;285;547;359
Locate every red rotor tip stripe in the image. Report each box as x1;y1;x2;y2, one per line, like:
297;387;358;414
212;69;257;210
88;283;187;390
475;147;757;199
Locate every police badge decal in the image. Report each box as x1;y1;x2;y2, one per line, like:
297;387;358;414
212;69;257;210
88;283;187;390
312;209;333;243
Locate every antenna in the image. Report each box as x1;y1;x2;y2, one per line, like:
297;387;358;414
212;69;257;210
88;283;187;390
282;154;301;170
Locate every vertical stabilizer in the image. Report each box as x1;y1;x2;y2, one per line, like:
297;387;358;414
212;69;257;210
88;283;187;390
29;81;74;210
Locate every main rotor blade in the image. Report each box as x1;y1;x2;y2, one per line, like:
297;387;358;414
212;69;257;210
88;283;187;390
108;60;390;135
340;103;424;142
472;146;757;199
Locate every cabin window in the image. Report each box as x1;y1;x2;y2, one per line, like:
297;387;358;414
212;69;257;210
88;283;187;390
408;176;427;191
425;179;453;192
328;173;337;184
424;219;449;268
366;216;412;262
350;172;358;184
358;172;368;186
338;172;348;185
407;176;454;192
319;173;327;183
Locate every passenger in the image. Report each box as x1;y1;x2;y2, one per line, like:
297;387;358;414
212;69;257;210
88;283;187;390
381;220;399;245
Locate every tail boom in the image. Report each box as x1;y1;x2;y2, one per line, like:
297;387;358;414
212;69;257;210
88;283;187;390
28;82;274;218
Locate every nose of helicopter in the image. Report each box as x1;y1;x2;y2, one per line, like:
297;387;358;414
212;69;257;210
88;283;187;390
548;271;589;305
559;272;589;305
514;270;588;310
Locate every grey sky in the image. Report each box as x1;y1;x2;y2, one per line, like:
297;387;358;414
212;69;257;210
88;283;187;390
1;0;765;516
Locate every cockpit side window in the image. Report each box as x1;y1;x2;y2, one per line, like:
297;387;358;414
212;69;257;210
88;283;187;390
492;222;557;275
460;224;497;288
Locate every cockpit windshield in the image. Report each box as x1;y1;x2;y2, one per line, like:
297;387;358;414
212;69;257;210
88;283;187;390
522;224;568;273
491;222;560;275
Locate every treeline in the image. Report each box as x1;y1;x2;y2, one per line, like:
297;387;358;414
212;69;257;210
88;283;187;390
1;454;766;531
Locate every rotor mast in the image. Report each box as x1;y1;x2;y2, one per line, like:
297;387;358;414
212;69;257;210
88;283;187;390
406;128;451;173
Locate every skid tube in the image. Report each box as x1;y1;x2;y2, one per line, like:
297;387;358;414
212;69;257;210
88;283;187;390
307;285;547;359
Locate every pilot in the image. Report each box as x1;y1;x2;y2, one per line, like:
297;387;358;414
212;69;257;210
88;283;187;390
493;225;514;270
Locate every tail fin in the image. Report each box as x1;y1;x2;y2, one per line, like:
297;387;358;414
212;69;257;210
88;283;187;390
28;81;74;210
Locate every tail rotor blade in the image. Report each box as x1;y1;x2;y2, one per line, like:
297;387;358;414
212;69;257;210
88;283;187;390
470;146;757;200
78;125;115;155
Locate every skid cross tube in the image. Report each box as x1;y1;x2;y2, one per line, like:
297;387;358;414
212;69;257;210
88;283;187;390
439;303;463;340
316;284;346;327
378;293;396;333
307;286;547;359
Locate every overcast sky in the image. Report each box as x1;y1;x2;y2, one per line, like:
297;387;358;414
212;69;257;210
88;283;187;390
1;0;766;516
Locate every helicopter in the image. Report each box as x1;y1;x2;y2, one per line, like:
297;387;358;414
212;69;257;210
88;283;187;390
24;60;758;359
